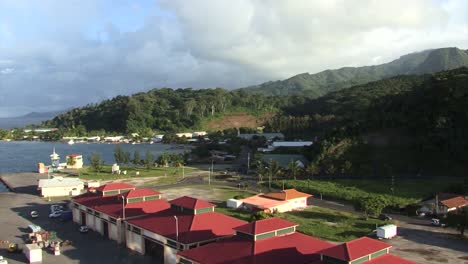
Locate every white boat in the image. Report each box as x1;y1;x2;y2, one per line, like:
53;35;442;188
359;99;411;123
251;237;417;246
67;140;75;145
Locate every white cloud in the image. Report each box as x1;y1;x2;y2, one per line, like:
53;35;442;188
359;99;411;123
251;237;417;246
0;0;466;117
0;67;14;74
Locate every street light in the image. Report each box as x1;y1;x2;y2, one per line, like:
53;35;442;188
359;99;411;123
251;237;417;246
173;216;179;241
121;195;126;220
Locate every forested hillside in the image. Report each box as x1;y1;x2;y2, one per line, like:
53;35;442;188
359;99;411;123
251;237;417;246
241;47;468;97
42;88;292;135
266;67;468;177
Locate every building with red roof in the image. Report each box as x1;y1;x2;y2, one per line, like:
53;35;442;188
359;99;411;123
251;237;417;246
362;254;416;264
179;220;416;264
178;217;334;264
72;183;168;243
125;196;246;264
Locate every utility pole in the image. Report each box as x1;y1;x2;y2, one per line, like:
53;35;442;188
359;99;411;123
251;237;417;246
182;164;185;179
247;152;250;172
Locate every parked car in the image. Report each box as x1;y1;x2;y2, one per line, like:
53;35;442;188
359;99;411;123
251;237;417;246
431;218;446;227
0;255;8;264
49;211;62;218
30;211;39;219
379;214;392;221
79;226;89;233
50;204;64;213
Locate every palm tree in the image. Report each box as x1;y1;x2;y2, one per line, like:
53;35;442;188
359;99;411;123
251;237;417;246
305;163;320;179
288;160;300;180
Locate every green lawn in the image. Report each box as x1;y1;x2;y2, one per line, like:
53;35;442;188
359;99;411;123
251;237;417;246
66;165;201;180
271;178;462;208
216;205;386;242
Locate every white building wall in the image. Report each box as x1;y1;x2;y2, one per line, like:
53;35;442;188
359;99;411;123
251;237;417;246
288;197;308;209
72;208;80;223
164;247;178;264
95;219;103;234
126;229;143;254
86;213;95;230
109;222;119;241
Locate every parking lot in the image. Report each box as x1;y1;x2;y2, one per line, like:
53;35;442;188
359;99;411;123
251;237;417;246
0;173;157;264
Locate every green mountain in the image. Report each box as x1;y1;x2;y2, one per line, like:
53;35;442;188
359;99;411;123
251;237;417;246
266;67;468;177
41;88;291;135
241;47;468;97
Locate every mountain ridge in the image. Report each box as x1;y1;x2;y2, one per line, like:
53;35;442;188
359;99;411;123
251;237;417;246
240;47;468;96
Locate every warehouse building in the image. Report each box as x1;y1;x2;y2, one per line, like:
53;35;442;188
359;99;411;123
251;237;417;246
125;196;246;264
72;183;169;244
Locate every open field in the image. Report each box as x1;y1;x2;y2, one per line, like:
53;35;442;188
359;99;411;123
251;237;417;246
273;178;463;208
216;205;386;242
156;184;256;202
63;165;202;181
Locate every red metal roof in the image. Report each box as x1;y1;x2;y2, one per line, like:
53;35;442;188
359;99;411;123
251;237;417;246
234;217;297;235
127;210;246;244
321;237;391;261
96;182;135;192
67;153;82;157
262;189;312;201
363;254;416;264
73;191;170;218
169;196;215;210
178;231;334;264
123;188;161;199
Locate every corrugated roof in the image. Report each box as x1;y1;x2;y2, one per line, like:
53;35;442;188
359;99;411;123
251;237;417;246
234;217;297;235
127;210;246;244
73;190;170;218
241;195;290;209
169;196;215;210
123;188;161;199
440;196;468;209
262;189;312;201
178;231;333;264
363;254;416;264
96;182;135;192
38;177;82;188
321;237;391;261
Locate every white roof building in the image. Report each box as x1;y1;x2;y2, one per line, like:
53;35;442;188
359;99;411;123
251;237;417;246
38;177;84;198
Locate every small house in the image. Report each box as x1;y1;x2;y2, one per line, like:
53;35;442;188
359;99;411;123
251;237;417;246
420;193;468;215
240;189;311;213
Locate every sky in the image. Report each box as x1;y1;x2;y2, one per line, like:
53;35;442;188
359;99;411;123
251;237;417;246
0;0;467;117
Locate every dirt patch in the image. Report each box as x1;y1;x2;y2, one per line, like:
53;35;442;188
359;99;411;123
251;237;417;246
205;112;273;130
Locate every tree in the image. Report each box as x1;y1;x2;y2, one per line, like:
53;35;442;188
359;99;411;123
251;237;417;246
114;145;124;164
133;150;141;166
358;195;389;220
123;151;131;165
287;160;300;180
305;163;320;179
89;152;104;172
66;156;76;167
144;151;154;169
446;208;468;236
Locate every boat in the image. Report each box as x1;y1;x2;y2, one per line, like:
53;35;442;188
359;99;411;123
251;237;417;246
67;140;75;145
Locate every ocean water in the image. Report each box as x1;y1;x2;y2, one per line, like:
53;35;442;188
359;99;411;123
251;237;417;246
0;141;185;174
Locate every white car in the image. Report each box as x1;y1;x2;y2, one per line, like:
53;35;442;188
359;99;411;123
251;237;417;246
79;226;89;233
30;211;39;219
49;211;62;218
0;255;8;264
50;205;64;212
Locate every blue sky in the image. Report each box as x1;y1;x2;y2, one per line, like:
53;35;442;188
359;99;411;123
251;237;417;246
0;0;467;117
